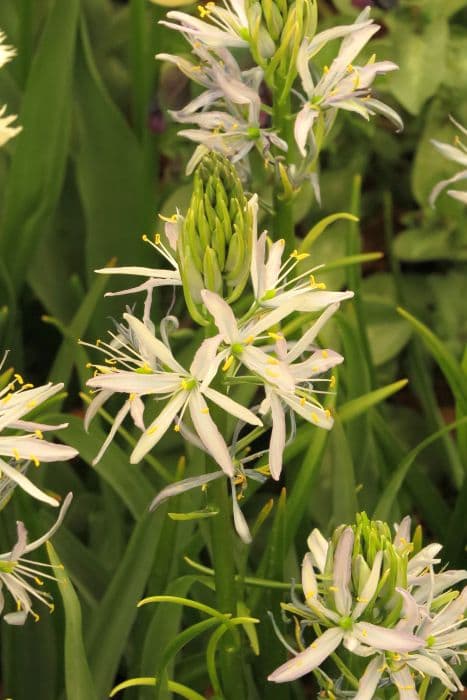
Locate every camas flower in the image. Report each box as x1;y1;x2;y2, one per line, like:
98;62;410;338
0;31;21;147
0;493;72;624
260;303;343;479
268;525;423;684
160;1;250;50
85;313;261;474
0;371;78;507
294;9;402;157
430;117;467;206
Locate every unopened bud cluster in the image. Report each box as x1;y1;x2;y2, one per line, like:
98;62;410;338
179;153;252;323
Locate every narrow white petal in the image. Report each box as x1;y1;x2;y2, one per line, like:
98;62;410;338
294;103;317;157
87;371;181;395
287;304;340;362
124;314;184;372
430;140;467;167
230;481;252;544
96;266;180;279
264;239;285;292
268;390;286;480
188;391;234;476
0;437;78;463
190;335;223;382
242;346;295;393
429;170;467;206
353;622;424;653
150;471;224;511
333;527;354;615
293;290;354;313
131;392;188;463
202;387;262;426
389;667;419;700
201;290;239;342
307;528;329;573
129;395;145;431
407;655;456;692
268;628;343;682
395;588;420;633
21;492;73;555
0;458;59;507
84;389;113;431
352;551;382;619
281;394;334;430
354;656;384;700
92;400;131;465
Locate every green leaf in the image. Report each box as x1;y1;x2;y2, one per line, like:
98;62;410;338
397;307;467;412
85;508;166;698
330;419;358;523
339;379;408;423
298;212;358;253
0;0;79;289
74;16;152;277
168;508;219;520
387;16;448;115
110;677;205;700
47;543;98;700
373;416;467;521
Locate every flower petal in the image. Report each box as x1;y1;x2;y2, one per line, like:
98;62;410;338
307;528;329;573
352;550;382;619
201;290;239;342
333;527;354;615
188;391;234;476
230;481;252;544
202;387;262;426
353;622;424;653
124;313;184;372
354;656;384;700
131;391;188;463
268;390;286;480
0;458;59;507
268;628;343;683
389;667;419;700
150;471;224;511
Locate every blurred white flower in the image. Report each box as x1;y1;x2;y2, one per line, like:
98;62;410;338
0;493;72;625
294;9;401;157
160;1;250;49
430;117;467;206
0;31;21;147
86;313;261;474
0;372;78;507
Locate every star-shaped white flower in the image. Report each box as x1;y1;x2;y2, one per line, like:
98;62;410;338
0;375;78;506
87;313;262;475
0;493;72;625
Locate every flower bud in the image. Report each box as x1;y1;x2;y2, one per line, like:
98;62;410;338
178;153;252;324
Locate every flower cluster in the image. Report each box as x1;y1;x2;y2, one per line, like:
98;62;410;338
0;30;21;147
430;117;467;207
268;513;467;698
0;355;78;624
157;3;401;191
84;153;353;540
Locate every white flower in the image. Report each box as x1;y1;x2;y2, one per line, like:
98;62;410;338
95;217;183;324
268;528;423;683
86;313;261;475
294;10;401;157
259;304;344;479
0;493;72;625
0;373;78;506
250;199;354;310
0;30;16;68
430;117;467;206
0;32;21;147
160;1;250;50
159;46;286;171
0;105;22;147
201;289;299;393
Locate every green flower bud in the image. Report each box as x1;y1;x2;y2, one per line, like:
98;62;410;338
178;153;252;324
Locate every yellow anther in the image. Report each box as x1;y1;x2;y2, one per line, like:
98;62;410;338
322;350;329;358
154;233;161;245
13;449;20;461
329;376;336;389
222;355;234;372
266;369;279;378
2;393;12;403
267;357;279;365
142;234;149;242
147;425;158;435
347;63;354;73
324;409;331;419
34;577;44;586
232;122;239;129
16;600;22;611
14;373;24;385
323;65;329;74
22;383;34;390
174;424;180;432
245;335;254;345
311;413;319;424
30;455;41;467
49;604;55;614
201;407;210;414
33;612;40;622
360;627;368;638
34;429;44;439
290;249;310;261
158;213;178;223
356;596;368;603
268;331;283;341
105;358;117;365
300;397;306;407
86;362;93;369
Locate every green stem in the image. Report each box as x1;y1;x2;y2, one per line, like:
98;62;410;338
208;472;247;699
130;0;149;140
272;89;295;251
